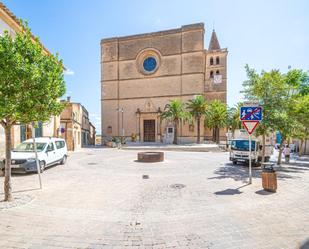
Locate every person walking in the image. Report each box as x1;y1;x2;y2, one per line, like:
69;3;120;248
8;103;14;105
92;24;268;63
283;144;291;163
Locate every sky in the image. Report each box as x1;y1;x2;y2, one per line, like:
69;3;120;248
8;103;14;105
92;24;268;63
2;0;309;134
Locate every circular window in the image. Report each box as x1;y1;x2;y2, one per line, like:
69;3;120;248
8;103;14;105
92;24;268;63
143;57;157;72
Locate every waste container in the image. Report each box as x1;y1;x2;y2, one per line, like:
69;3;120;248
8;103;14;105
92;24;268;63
261;163;277;192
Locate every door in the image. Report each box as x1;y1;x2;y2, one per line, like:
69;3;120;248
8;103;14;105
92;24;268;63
46;142;57;165
143;120;155;142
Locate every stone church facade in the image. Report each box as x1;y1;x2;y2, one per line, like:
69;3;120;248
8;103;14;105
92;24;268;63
101;23;227;143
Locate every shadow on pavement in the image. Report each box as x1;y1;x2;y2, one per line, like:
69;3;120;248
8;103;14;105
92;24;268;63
255;189;275;195
208;163;303;182
214;183;250;196
300;238;309;249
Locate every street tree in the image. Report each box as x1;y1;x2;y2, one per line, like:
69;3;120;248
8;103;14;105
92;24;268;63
227;103;242;136
186;95;208;144
0;23;66;201
243;65;309;164
204;100;227;143
243;65;288;163
160;99;189;144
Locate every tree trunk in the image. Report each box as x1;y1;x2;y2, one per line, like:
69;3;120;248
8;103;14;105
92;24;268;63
173;120;178;145
262;133;266;163
4;125;13;201
277;139;284;166
299;140;303;157
197;117;201;144
216;127;220;144
212;129;215;142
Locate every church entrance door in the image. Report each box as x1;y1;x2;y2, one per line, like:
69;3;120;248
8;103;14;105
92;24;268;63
143;120;155;142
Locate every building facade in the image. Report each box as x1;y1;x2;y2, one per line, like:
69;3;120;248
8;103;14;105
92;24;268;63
101;23;227;143
60;98;96;151
0;3;60;156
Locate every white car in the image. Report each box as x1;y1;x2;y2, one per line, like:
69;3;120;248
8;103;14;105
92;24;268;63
1;137;68;174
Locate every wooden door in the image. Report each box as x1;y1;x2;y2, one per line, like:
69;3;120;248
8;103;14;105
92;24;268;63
143;120;155;142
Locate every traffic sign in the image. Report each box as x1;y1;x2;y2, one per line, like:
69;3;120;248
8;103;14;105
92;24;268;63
240;106;262;121
242;121;260;135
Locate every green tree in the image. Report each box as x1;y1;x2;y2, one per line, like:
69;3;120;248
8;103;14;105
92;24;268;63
204;100;227;143
186;95;208;144
227;103;242;136
0;23;66;201
243;65;309;164
161;99;189;144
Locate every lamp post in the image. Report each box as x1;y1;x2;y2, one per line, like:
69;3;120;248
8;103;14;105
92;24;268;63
116;108;124;139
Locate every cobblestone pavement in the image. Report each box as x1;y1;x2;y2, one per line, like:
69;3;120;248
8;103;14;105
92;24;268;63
0;148;308;249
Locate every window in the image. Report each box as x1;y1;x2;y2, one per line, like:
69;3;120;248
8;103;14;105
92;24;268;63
55;141;65;149
216;70;220;75
35;122;43;138
210;71;214;78
107;126;112;134
143;57;157;72
210;57;214;65
216;56;220;65
189;124;194;132
167;127;173;133
47;143;55;151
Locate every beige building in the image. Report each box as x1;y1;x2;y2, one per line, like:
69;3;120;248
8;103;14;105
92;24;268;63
0;2;60;156
60;98;96;151
101;23;227;143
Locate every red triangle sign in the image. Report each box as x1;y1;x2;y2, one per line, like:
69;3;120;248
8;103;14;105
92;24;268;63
242;121;259;135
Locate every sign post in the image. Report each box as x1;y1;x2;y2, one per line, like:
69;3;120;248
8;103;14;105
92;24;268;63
240;106;263;184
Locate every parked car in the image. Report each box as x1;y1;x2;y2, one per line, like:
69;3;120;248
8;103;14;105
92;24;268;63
0;137;68;174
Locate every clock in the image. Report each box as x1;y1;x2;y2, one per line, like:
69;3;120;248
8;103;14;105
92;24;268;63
214;74;222;84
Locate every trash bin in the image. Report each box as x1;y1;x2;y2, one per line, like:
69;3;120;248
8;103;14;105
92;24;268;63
261;163;277;192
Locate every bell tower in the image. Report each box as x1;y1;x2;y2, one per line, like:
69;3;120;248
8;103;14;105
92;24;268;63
205;29;228;103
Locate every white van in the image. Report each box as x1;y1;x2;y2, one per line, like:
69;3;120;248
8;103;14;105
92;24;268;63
1;137;68;174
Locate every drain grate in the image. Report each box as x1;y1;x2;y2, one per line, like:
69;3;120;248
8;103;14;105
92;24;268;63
142;175;149;179
170;183;186;189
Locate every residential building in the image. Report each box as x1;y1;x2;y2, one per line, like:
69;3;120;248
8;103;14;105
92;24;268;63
101;23;228;143
60;98;96;151
0;2;60;156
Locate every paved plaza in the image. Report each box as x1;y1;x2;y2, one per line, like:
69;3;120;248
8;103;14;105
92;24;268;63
0;148;309;249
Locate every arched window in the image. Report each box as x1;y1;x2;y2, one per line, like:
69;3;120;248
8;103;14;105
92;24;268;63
210;71;214;78
107;126;112;134
210;57;214;65
216;70;220;75
216;56;220;65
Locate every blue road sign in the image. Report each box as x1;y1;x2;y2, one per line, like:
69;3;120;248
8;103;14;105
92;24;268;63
240;106;262;121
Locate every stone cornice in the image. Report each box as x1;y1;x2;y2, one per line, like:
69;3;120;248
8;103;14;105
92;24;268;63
101;23;204;44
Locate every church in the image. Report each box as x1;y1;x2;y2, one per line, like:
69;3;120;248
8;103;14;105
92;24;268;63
101;23;227;143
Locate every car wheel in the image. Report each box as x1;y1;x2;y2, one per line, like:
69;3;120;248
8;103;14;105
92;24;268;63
232;160;237;165
39;161;45;173
60;155;67;165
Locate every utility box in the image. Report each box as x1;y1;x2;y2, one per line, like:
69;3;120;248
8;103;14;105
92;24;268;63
262;163;277;192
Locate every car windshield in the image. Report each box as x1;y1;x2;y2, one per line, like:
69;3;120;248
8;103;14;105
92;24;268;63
14;142;47;152
231;140;256;151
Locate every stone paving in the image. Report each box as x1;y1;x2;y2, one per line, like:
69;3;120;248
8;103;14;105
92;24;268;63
0;148;309;249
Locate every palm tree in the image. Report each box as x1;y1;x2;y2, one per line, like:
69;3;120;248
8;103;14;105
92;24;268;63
204;100;227;143
161;99;189;144
227;103;242;136
186;95;208;143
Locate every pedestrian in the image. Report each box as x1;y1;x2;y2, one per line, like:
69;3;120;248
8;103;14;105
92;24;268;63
283;145;291;163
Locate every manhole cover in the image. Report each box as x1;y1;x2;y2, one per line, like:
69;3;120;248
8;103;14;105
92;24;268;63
170;183;186;189
142;175;149;179
88;162;98;165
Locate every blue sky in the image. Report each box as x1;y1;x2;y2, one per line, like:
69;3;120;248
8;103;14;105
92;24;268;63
3;0;309;133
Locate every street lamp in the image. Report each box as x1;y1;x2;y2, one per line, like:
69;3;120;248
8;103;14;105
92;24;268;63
116;108;124;138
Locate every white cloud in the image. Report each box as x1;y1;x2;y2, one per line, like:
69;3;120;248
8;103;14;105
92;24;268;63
64;68;75;75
